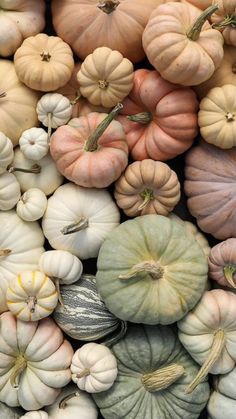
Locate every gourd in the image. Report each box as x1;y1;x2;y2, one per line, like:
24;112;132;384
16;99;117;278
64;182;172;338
142;2;224;85
0;133;14;174
16;188;47;222
0;172;21;211
6;270;58;321
208;238;236;288
114;159;181;216
0;311;73;410
211;0;236;47
0;0;45;57
198;84;236;148
0;59;40;146
178;289;236;394
42;182;120;259
53;274;127;344
51;0;164;63
0;401;23;419
117;69;199;161
96;214;208;325
207;367;236;419
184;140;236;239
20;413;48;419
93;324;210;419
14;33;74;92
77;47;134;108
50;104;128;188
19;128;49;161
71;342;118;393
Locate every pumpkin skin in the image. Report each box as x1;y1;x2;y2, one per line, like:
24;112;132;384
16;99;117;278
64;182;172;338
39;250;83;286
16;188;47;222
93;324;210;419
0;133;14;174
0;172;21;211
184;140;236;239
208;238;236;288
36;93;73;133
51;0;164;63
96;214;208;325
20;412;48;419
207;367;236;419
142;2;224;86
19;128;49;161
117;69;199;161
211;0;236;47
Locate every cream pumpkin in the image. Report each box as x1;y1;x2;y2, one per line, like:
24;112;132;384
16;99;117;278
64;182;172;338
0;172;21;211
16;188;47;222
39;250;83;286
0;133;14;174
19;128;49;161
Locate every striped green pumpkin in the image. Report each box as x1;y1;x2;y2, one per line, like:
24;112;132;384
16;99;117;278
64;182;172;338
53;274;126;343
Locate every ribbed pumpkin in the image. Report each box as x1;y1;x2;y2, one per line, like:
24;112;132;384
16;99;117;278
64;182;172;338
207;367;236;419
208;238;236;288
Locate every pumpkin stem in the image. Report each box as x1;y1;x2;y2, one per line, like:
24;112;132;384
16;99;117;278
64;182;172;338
97;0;120;14
59;392;80;409
187;4;219;41
119;261;164;280
76;368;90;379
185;329;225;394
70;93;81;106
223;265;236;288
212;13;236;29
40;51;52;62
61;217;89;235
0;91;6;98
98;80;109;89
138;189;154;211
10;355;27;389
142;364;185;392
8;164;41;174
26;296;37;313
84;103;123;152
127;112;153;125
225;112;235;122
103;320;128;347
0;248;11;256
53;277;64;306
47;112;52;142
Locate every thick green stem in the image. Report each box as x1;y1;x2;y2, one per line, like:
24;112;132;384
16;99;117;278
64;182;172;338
0;249;11;256
187;4;219;41
212;14;236;29
59;392;80;409
223;265;236;288
138;189;154;211
97;0;120;14
185;329;225;394
84;103;123;152
8;164;41;174
119;261;164;280
142;364;185;392
127;112;152;125
10;355;27;389
61;217;89;235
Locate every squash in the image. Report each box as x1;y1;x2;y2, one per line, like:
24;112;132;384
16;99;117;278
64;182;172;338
142;2;224;85
117;69;199;161
96;214;208;325
184;140;236;239
42;183;120;260
207;367;236;419
0;172;21;211
198;84;236;148
16;188;47;222
93;324;210;419
0;311;73;410
114;159;180;216
20;412;48;419
0;401;23;419
51;0;164;63
53;274;127;344
71;342;118;393
19;128;49;161
50;104;128;188
0;59;40;146
14;33;74;92
211;0;236;47
0;133;14;174
178;289;236;394
208;238;236;288
185;0;211;7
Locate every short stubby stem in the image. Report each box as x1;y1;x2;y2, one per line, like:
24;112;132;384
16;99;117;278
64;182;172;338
59;392;80;409
53;277;64;306
61;217;89;235
47;112;52;142
138;189;154;211
225;112;235;122
187;4;219;41
40;51;52;62
127;112;152;125
97;0;120;14
8;164;41;174
98;80;109;89
223;265;236;288
119;260;164;280
26;296;37;313
142;364;185;392
76;368;90;379
0;248;11;256
10;355;27;389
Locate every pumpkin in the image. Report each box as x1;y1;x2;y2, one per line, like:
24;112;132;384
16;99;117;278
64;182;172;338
198;84;236;148
53;274;127;345
96;214;208;325
142;2;224;85
208;238;236;288
207;367;236;419
42;183;120;260
93;324;209;419
6;270;58;321
211;0;236;47
0;59;39;146
184;140;236;239
0;401;23;419
19;128;49;161
114;159;180;216
51;0;164;63
77;47;134;108
20;413;48;419
11;147;64;196
50;104;128;188
185;0;211;7
0;273;10;313
71;342;118;393
117;69;199;161
16;188;47;222
0;133;14;174
178;289;236;394
0;172;21;211
14;33;74;92
0;311;73;410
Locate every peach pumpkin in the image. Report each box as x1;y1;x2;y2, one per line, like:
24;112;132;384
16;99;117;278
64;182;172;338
211;0;236;47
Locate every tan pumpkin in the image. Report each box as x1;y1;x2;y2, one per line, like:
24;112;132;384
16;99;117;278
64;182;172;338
14;33;74;92
211;0;236;47
114;159;180;216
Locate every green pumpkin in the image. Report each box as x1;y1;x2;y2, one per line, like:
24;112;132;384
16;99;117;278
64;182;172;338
93;324;210;419
96;215;208;325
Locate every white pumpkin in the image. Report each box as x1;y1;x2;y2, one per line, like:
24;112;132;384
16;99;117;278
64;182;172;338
0;272;9;313
0;133;14;174
0;312;73;410
19;128;49;161
16;188;47;222
71;342;118;393
42;183;120;259
11;147;64;196
207;367;236;419
20;412;48;419
6;270;58;322
0;172;21;210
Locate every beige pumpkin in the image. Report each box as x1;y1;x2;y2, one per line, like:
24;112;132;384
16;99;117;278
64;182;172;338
14;33;74;92
19;128;49;161
0;133;14;174
16;188;47;222
114;159;180;216
0;172;21;211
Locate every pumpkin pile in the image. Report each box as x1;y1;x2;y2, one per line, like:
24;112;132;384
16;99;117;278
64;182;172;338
2;0;236;418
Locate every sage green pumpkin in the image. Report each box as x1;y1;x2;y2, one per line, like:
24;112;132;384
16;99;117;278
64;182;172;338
93;324;210;419
96;215;208;325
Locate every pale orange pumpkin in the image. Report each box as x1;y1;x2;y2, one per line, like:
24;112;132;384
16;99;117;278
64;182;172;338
117;69;199;161
211;0;236;47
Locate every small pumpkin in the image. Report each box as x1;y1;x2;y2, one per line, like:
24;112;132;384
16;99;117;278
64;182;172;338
0;133;14;174
19;128;49;161
16;188;47;222
14;33;74;92
208;238;236;288
20;413;48;419
207;367;236;419
211;0;236;47
0;172;21;211
71;342;118;393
